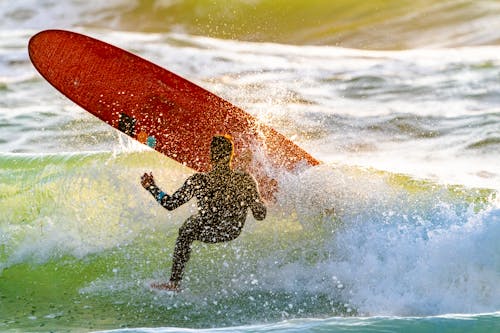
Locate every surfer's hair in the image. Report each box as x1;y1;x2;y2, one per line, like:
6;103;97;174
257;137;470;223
210;134;234;163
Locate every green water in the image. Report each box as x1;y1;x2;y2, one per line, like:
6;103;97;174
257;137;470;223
102;0;499;49
1;150;496;331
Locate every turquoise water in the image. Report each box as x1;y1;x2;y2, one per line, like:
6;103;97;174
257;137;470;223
98;313;500;333
1;1;499;332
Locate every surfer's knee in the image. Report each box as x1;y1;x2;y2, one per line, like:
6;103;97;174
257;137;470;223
178;221;198;241
178;223;191;237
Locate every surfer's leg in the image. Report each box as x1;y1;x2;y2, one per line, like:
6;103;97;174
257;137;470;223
169;216;202;283
169;217;242;284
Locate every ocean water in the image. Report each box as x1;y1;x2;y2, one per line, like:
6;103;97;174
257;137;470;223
1;1;499;332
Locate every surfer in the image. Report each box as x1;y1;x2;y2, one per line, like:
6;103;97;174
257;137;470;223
141;135;267;291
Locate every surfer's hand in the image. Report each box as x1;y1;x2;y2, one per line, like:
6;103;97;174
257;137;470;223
141;172;155;188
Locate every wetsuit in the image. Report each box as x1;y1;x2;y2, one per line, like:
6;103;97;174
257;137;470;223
146;165;266;283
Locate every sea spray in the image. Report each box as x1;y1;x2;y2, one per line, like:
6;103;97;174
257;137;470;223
0;134;498;330
1;2;499;330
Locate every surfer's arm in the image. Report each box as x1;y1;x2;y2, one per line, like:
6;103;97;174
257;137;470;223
146;175;197;211
145;184;166;204
251;197;267;221
245;175;267;220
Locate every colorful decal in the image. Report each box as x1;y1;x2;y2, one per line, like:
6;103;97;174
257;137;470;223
147;136;157;148
137;131;148;144
118;113;136;136
135;130;155;148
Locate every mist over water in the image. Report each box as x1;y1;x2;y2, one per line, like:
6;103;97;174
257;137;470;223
1;1;499;332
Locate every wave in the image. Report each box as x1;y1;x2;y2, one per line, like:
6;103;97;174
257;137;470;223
95;312;500;333
1;151;498;330
2;0;500;48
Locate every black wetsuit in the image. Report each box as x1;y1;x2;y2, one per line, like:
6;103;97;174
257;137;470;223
147;165;266;283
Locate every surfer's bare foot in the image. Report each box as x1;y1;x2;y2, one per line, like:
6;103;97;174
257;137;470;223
150;281;180;292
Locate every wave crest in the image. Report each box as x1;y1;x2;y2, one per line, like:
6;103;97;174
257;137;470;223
3;0;500;48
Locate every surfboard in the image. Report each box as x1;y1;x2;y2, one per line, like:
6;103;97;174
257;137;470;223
28;29;320;199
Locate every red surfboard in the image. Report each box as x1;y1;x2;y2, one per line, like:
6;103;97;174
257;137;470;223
28;30;320;199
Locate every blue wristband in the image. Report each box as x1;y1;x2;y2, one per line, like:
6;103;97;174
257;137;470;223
156;191;166;202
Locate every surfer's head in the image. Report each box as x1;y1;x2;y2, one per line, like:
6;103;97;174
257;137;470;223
210;134;234;165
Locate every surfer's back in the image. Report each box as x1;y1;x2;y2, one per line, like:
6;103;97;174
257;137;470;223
190;167;266;223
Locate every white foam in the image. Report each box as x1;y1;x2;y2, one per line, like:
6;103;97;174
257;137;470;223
335;207;500;315
267;166;500;316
